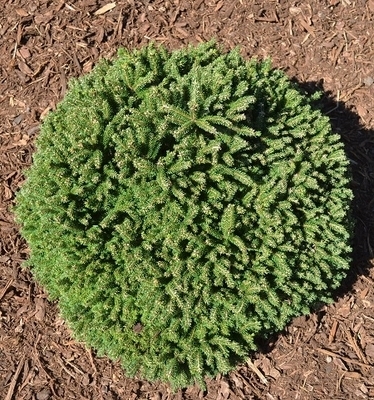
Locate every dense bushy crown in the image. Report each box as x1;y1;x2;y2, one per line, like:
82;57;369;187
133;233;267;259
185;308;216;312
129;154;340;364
15;42;352;388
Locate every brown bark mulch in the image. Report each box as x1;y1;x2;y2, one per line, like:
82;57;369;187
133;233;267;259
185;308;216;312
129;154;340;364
1;1;374;399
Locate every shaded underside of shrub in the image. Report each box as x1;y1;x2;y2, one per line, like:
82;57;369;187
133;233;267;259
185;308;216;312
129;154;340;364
15;41;353;389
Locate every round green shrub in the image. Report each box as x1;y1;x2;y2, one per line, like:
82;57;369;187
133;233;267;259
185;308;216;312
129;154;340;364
15;42;353;389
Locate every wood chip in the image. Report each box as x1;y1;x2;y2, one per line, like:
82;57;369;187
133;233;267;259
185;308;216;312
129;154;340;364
344;371;362;379
94;2;116;16
297;17;315;36
329;319;339;344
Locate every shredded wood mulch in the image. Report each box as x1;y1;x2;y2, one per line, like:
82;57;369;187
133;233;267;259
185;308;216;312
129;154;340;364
1;1;374;399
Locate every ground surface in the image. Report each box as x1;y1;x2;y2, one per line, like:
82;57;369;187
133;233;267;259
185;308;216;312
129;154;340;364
1;1;374;399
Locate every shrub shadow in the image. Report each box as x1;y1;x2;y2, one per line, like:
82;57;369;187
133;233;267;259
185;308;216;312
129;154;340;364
255;79;374;354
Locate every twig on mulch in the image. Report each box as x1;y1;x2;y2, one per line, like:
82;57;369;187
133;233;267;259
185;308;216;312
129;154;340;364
340;83;363;102
345;328;369;365
5;355;25;400
328;319;339;344
247;359;268;385
55;356;77;379
86;348;98;375
316;348;374;369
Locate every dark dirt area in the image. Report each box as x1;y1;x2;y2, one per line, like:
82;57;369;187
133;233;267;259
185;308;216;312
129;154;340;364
1;0;374;399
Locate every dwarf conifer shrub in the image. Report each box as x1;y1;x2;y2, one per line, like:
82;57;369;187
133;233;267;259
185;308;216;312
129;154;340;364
15;42;353;389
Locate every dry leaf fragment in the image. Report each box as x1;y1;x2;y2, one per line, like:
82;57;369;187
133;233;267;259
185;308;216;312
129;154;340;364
333;356;347;370
363;76;373;87
356;104;368;120
18;60;33;76
34;11;54;25
336;302;351;317
219;380;230;398
36;388;51;400
13;114;24;126
94;2;116;15
335;21;345;30
365;343;374;359
18;46;31;59
94;26;105;44
175;27;189;38
82;374;91;386
16;8;29;17
259;356;281;380
359;287;369;299
15;138;29;146
40;106;52;120
3;184;13;200
230;373;244;390
289;6;302;15
133;322;143;333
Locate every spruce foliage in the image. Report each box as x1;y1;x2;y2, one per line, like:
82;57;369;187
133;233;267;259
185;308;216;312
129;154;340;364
15;41;353;389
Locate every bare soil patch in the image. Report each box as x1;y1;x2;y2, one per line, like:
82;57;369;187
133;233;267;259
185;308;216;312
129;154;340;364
1;1;374;399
